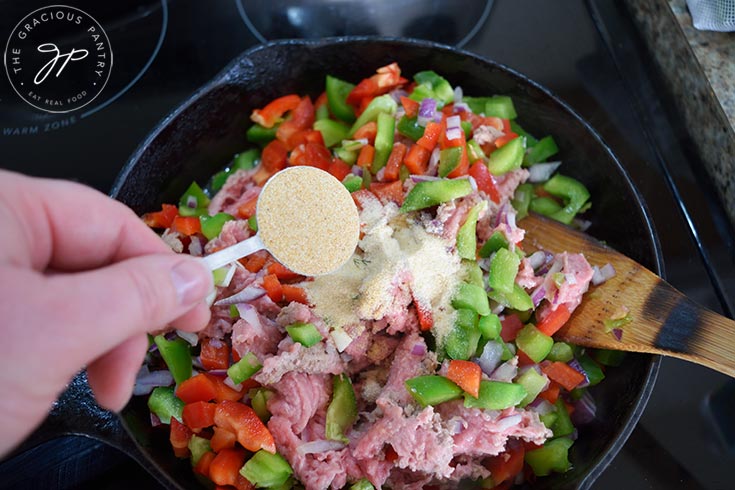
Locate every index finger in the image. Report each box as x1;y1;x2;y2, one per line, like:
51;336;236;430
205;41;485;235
0;170;171;271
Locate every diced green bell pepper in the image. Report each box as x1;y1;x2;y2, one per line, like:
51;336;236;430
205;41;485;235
189;435;211;466
547;342;575;363
524;135;559;166
500;341;515;361
372;112;395;173
542;174;590;225
400;178;473;213
326;75;357;123
464;380;527;410
478;313;502;340
408;83;435;103
539;411;558;429
343;174;363;193
314;119;350;148
413;70;454;105
456;203;483;260
229;304;240;319
350;479;375;490
511;183;533;220
397;116;425;141
488;283;534;312
459;261;483;290
487;136;525;175
516;366;547;406
147;386;184;424
438;146;463;178
286;322;323;347
227;352;262;384
240;450;293;488
153;335;192;384
525;437;573;476
479;231;509;258
405;375;463;407
462;96;494;114
592;348;626;367
234;148;261;171
489;248;521;294
178;182;210;217
577;355;605;386
551;398;575;437
445;308;481;361
210;171;230;193
326;374;357;443
515;324;554;363
251;388;273;422
335;146;358;166
248;215;258;232
461;120;473;139
349;94;396;136
452;282;490;316
200;212;235;240
246;124;278;145
315;103;329;121
530;196;563;216
484;96;517;119
467;139;486;162
510;120;538;146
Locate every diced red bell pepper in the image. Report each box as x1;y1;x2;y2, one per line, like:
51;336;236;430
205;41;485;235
485;439;525;486
250;94;301;128
411;289;433;331
314;91;328;111
282;285;309;305
234;474;256;490
352;188;380;210
416;121;442;151
446;360;482;398
346;62;407;107
142;204;178;229
183;401;217;431
536;304;572;336
211;426;237;452
214;401;276;453
403;144;431;175
286;129;324;150
243;251;268;273
255;139;289;185
177;373;217;404
200;338;231;371
370;181;405;206
499;314;524;342
446;146;469;178
517;349;536;367
209;448;247;486
540;361;587;391
262;274;283;302
400;96;420;118
237;195;259;220
328;158;352;182
194;450;216;477
205;373;244;402
353;121;378;144
172;216;201;236
538;380;561;404
303;142;332;170
276;96;315;144
169;418;192;458
468;162;501;204
267;262;303;282
495;132;519;148
356;144;375;168
382;142;407;182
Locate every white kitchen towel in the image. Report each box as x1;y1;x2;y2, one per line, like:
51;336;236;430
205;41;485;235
687;0;735;31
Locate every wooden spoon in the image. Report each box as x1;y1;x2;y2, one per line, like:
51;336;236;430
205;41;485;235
521;213;735;377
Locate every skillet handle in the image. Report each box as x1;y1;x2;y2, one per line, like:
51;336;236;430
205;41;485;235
10;371;143;460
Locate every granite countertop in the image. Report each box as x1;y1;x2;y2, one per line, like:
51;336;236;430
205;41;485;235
625;0;735;227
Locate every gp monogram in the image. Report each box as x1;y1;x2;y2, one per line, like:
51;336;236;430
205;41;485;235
4;5;112;113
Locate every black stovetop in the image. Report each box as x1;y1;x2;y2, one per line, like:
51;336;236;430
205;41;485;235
2;1;734;489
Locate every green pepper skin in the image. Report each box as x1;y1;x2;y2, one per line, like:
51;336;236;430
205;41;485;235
286;322;323;347
530;196;563;217
524;135;559;166
547;342;575;363
326;75;356;123
488;248;521;294
452;282;491;316
227;352;262;384
464;380;527;410
350;479;375;490
246;124;278;145
233;148;261;171
325;374;358;443
405;375;463;407
413;70;454;105
178;181;211;217
479;231;510;258
478;314;502;340
188;435;211;466
512;183;534;220
488;283;534;312
400;179;473;213
515;324;554;363
200;213;235;240
154;335;192;384
314;119;350;148
342;174;363;193
516;367;548;407
525;437;573;476
550;398;575;437
445;309;481;361
456;203;483;260
487;137;526;175
397;116;425;141
240;450;293;488
372;112;395;173
147;386;184;424
542;174;590;225
349;95;396;136
577;355;605;386
438;147;463;178
484;96;517;119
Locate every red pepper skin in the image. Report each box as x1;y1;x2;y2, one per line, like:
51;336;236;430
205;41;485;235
176;373;217;404
182;401;217;431
142;204;178;228
209;448;247;486
169;418;192;458
499;314;524;342
200;338;230;371
214;400;276;453
250;94;301;128
468;161;501;204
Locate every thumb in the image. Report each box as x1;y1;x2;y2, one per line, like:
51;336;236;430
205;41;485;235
44;253;213;369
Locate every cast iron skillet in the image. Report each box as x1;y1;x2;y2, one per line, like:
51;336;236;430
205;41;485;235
23;38;662;489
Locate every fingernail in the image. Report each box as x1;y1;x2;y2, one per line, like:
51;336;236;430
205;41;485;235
171;259;211;306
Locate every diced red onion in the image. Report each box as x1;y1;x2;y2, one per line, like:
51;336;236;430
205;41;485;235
410;174;442;183
237;303;262;331
573;218;592;232
506;208;517;229
214;263;238;288
567;359;590;388
591;263;616;286
411;343;427;356
571;391;597;425
427;147;441;176
390;88;408;102
215;286;266;306
150;412;162;427
176;330;199;346
449;418;466;435
467;175;478;193
601;263;616;281
205;289;217;307
296;440;346;455
445;127;463;141
331;328;353;352
133;366;174;396
351;165;363;177
417;98;436;127
188;237;203;256
490;358;518;382
528;399;555;415
453;102;469;113
453;85;463;103
186;195;197;209
478;341;503;375
375;167;386;182
565;273;578;285
528;251;546;270
206;369;228;377
446;115;461;129
478;258;491;271
496;414;523;431
395;107;406;120
494;203;508;227
531;286;547;307
612;328;623;341
527;161;562;183
224;376;244;392
491;302;506;315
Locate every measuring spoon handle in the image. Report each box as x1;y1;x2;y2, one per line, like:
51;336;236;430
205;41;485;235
202;234;265;270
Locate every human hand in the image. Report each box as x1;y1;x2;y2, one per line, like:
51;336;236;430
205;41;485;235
0;170;213;456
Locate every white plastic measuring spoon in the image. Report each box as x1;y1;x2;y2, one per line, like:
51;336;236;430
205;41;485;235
202;166;360;276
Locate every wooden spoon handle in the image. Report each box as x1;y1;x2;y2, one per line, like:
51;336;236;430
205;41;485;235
521;214;735;377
